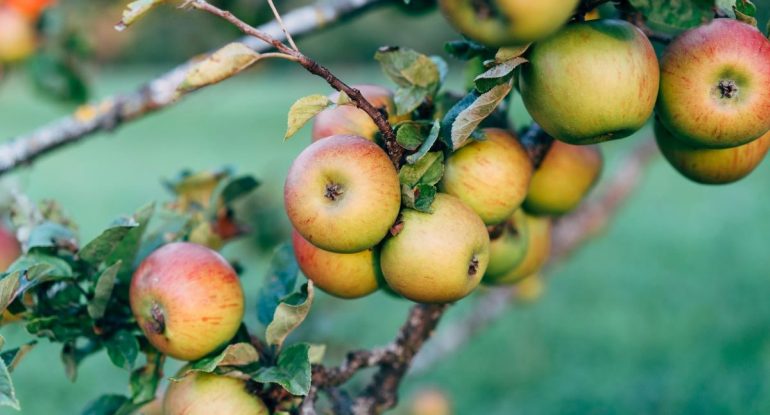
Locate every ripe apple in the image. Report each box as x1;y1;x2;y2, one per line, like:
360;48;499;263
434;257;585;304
312;84;402;142
284;134;401;253
0;6;35;63
484;209;529;280
440;128;533;225
0;225;20;272
7;0;55;20
130;242;244;361
655;121;770;185
524;140;602;215
291;230;381;299
438;0;580;47
657;18;770;148
380;193;490;303
163;372;268;415
519;19;659;144
485;213;550;285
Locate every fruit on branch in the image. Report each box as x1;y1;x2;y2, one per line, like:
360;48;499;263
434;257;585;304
381;193;490;303
130;242;244;361
0;225;20;271
519;19;659;145
655;122;770;185
7;0;56;20
484;208;529;280
0;6;35;63
524;140;602;215
438;0;580;47
284;135;401;253
484;213;550;284
163;372;268;415
312;84;402;142
411;388;452;415
440;128;532;225
656;18;770;148
291;230;381;298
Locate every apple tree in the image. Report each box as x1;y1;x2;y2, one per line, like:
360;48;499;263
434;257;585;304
0;0;769;414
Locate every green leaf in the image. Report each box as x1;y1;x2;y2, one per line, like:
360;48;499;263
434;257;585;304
128;350;163;405
396;122;425;150
628;0;715;30
394;86;429;115
444;39;491;61
134;208;191;266
219;176;260;205
266;283;314;349
308;344;326;364
0;359;19;410
179;43;261;92
86;261;122;320
375;47;440;88
105;331;139;371
81;394;129;415
1;254;73;313
27;221;77;250
179;343;260;378
405;120;441;164
115;0;165;31
399;152;445;187
401;183;437;213
474;57;527;93
0;341;36;373
257;243;299;326
442;81;512;150
79;219;138;264
251;343;311;396
285;95;332;139
26;53;89;104
734;0;758;26
107;203;155;280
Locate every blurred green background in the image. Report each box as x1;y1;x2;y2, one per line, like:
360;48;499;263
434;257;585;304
2;1;770;414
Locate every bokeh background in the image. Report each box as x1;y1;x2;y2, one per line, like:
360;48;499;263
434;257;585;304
2;0;770;414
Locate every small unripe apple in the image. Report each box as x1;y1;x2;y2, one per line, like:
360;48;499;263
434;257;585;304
519;19;659;144
163;372;268;415
484;209;529;281
440;128;533;225
312;84;402;142
284;135;401;253
381;194;490;303
439;0;580;47
0;6;35;63
655;122;770;185
657;19;770;148
291;230;381;299
524;140;602;215
130;242;244;361
485;213;550;285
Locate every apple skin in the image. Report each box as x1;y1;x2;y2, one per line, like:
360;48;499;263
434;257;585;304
440;128;533;225
312;85;401;142
411;388;452;415
657;19;770;148
291;230;381;299
7;0;55;20
513;273;544;303
0;226;20;272
484;208;529;281
284;135;401;253
439;0;580;47
132;398;162;415
130;242;244;361
655;121;770;185
163;372;268;415
524;140;602;215
485;213;550;285
381;194;490;303
0;6;35;63
519;19;659;145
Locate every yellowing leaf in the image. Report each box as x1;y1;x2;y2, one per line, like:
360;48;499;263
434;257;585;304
495;44;530;63
179;43;261;92
450;81;513;150
266;283;314;349
115;0;165;31
285;95;332;139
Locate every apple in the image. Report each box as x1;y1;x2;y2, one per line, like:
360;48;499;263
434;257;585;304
130;242;244;361
484;209;529;280
7;0;55;20
0;225;20;272
284;134;401;253
411;388;452;415
0;6;35;63
655;121;770;185
519;19;659;144
291;230;381;298
524;140;602;215
312;84;402;142
440;128;533;225
485;213;550;285
513;273;544;303
163;372;268;415
657;18;770;148
380;193;490;303
438;0;580;47
132;398;162;415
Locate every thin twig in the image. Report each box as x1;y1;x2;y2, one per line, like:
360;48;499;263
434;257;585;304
266;0;299;51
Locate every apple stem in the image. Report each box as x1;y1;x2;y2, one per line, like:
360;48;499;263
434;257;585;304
147;303;166;335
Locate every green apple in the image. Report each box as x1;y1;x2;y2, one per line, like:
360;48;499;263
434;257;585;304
439;0;580;47
163;372;268;415
657;19;770;148
312;84;403;142
484;208;529;280
284;135;401;253
0;6;35;63
291;229;381;298
519;19;659;144
524;140;602;215
130;242;244;361
440;128;533;225
486;213;550;285
381;194;490;303
655;121;770;185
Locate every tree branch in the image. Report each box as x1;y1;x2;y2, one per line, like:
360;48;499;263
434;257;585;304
0;0;389;176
